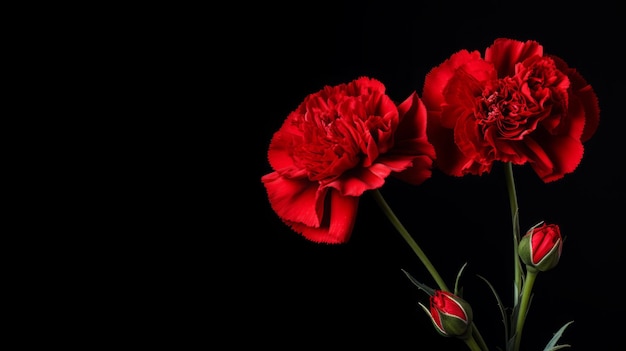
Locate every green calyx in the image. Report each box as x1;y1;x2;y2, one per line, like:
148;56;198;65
439;311;473;339
518;234;561;272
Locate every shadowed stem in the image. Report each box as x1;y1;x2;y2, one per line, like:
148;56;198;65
513;269;538;351
504;162;522;299
464;334;483;351
371;189;489;351
471;323;489;351
371;189;449;291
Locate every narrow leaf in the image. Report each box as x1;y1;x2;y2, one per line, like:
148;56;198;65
477;274;509;346
547;346;571;351
543;321;574;351
454;262;468;296
401;269;435;296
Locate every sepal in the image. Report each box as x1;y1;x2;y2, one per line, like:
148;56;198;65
426;290;473;339
518;222;563;272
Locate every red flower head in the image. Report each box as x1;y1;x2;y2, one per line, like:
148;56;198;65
262;77;436;244
518;222;563;272
422;38;599;182
427;290;473;339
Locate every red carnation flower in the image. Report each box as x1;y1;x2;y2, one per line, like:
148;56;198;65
262;77;436;243
422;38;599;182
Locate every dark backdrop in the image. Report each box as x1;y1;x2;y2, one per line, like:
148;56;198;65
221;1;624;350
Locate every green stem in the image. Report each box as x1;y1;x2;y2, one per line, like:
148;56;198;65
371;189;449;292
371;189;490;351
513;269;538;351
504;162;522;299
464;334;483;351
471;323;489;351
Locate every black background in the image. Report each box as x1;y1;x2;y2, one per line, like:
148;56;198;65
216;1;624;350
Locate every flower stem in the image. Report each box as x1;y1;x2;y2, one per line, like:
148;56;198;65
372;189;489;351
504;162;522;298
513;269;538;351
371;189;449;292
471;323;490;351
464;333;484;351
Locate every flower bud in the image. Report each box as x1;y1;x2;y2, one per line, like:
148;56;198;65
427;290;473;339
518;222;563;272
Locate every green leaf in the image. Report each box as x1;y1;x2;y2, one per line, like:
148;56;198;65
510;286;533;333
547;346;571;351
513;209;521;242
454;262;468;296
477;274;509;347
543;321;574;351
401;269;435;296
514;274;523;300
512;279;521;309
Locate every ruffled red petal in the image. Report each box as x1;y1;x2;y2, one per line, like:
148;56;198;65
261;172;323;227
286;190;359;244
485;38;543;77
422;50;482;110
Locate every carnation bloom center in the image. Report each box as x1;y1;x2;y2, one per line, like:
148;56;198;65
477;78;534;140
292;98;382;183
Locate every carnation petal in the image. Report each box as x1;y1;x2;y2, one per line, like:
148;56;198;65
426;112;472;177
396;91;427;140
262;172;323;227
562;92;587;140
267;125;306;178
287;191;359;244
385;92;437;184
524;135;584;183
549;55;600;142
441;67;490;129
327;164;391;196
382;137;435;168
391;154;434;185
485;38;543;77
571;81;600;142
377;151;419;172
422;50;482;109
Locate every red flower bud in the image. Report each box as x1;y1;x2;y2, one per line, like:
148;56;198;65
427;290;473;339
518;222;563;272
